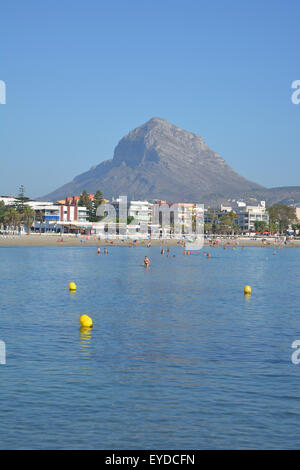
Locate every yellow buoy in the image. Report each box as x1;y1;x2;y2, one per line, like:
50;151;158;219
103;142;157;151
69;282;77;291
79;315;93;328
244;285;252;295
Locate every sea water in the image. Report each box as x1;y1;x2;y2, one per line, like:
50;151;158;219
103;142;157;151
0;245;300;449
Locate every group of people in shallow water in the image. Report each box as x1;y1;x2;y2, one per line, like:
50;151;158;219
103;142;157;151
183;250;211;257
98;241;282;268
143;248;213;266
97;247;108;255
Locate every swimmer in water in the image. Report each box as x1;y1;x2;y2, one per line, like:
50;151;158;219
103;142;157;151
144;256;150;268
161;248;165;255
104;248;108;255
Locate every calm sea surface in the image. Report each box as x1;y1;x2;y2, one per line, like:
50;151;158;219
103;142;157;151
0;245;300;449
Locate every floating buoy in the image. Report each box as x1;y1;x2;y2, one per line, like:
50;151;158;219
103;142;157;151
244;285;252;295
69;282;77;291
79;315;93;328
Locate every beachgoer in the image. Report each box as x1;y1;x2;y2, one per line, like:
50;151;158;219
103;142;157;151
144;256;150;268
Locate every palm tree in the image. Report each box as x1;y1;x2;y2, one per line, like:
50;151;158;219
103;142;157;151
210;213;217;234
228;211;237;236
21;206;35;235
4;207;20;234
233;224;241;235
35;210;44;234
204;222;212;234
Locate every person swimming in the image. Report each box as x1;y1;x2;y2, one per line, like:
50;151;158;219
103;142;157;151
144;256;150;267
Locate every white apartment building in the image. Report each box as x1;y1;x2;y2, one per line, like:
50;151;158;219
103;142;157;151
128;200;151;222
236;201;269;231
205;201;269;232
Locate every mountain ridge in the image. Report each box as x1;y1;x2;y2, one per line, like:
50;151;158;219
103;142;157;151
42;117;266;203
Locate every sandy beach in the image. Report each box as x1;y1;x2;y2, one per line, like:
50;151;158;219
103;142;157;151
0;234;299;247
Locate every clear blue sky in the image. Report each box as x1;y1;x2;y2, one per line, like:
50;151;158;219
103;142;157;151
0;0;299;198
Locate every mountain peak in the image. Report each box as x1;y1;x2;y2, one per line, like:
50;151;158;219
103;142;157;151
42;118;264;203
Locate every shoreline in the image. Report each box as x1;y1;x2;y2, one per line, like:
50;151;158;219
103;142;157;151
0;235;299;248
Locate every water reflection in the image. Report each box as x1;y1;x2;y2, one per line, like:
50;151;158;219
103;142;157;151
2;246;300;449
79;326;93;359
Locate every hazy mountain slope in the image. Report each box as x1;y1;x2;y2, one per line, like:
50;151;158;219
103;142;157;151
43;117;264;202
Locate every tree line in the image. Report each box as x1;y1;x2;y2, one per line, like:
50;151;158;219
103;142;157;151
0;187;106;234
78;189;104;222
204;204;299;235
0;186;35;234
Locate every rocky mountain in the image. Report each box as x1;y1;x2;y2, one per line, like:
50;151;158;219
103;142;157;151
43;117;265;203
42;117;300;206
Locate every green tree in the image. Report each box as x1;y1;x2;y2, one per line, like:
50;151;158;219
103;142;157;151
254;220;268;233
267;204;296;234
204;222;212;233
228;211;237;235
14;185;30;213
3;207;21;234
79;190;94;221
35;210;45;234
0;201;5;225
94;190;104;208
210;213;217;233
89;190;104;222
22;206;35;235
79;190;91;209
79;189;105;222
291;221;300;235
217;214;235;234
233;224;241;234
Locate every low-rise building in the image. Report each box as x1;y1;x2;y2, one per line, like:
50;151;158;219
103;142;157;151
237;201;269;231
1;196;88;233
205;201;269;232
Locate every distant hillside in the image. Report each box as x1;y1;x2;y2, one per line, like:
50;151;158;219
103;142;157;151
42;117;264;203
248;187;300;206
